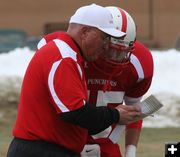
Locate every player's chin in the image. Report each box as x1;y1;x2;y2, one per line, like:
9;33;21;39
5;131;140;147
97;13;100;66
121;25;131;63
85;54;98;61
91;55;99;61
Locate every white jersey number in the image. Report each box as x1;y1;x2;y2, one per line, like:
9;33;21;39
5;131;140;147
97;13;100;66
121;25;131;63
89;90;125;142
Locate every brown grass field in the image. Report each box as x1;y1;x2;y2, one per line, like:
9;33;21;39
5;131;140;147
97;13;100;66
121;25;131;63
0;105;179;157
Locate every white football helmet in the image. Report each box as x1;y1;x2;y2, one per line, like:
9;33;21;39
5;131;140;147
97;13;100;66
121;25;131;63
102;6;136;63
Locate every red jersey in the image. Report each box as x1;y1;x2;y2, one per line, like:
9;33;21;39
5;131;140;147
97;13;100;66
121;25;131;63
13;32;88;153
85;40;153;145
36;32;154;156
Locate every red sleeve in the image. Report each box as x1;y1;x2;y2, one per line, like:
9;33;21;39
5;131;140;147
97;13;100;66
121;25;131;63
126;77;153;97
126;119;143;129
126;41;154;97
49;58;88;113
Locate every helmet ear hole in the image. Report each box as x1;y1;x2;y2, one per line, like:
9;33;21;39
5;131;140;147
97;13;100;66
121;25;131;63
129;41;134;47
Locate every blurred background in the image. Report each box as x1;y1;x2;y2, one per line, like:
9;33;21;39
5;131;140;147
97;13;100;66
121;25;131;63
0;0;180;51
0;0;180;157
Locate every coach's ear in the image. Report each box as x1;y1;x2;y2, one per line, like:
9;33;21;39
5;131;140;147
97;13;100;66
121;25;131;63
80;25;91;40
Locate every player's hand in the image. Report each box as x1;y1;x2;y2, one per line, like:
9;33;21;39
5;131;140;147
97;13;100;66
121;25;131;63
115;105;142;124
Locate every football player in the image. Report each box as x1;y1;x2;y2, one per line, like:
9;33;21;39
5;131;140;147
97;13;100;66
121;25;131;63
82;6;154;157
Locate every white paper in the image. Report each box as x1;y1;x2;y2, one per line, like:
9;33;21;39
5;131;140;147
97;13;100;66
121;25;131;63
139;95;163;118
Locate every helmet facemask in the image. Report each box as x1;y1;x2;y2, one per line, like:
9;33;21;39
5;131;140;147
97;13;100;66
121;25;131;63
101;37;135;64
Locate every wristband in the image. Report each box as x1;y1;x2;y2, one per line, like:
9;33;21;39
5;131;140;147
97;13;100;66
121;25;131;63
125;145;136;157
